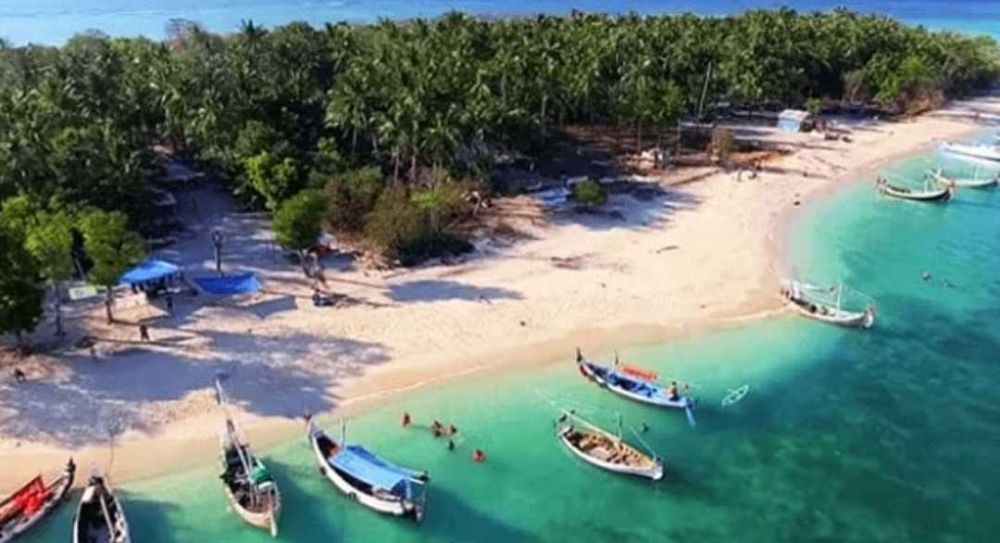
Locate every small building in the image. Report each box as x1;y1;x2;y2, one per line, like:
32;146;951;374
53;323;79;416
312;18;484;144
777;109;815;133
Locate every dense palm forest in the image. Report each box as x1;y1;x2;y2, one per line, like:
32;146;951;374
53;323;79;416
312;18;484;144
0;9;997;339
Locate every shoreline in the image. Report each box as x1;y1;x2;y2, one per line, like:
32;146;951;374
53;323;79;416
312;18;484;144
3;96;998;489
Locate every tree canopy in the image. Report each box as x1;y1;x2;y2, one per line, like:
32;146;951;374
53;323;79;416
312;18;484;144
78;210;145;322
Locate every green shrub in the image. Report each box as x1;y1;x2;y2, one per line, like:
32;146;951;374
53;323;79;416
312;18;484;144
325;166;386;233
365;182;472;264
571;179;607;208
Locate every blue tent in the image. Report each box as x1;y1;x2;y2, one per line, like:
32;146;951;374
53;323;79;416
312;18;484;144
192;273;261;296
120;260;181;287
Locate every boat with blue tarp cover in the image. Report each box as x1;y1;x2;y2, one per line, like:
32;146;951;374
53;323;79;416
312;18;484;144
306;417;428;522
575;349;696;426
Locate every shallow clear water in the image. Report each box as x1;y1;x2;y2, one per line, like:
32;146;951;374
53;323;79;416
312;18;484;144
18;138;1000;541
0;0;997;45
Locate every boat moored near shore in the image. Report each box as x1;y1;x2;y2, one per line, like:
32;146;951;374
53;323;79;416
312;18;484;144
927;168;998;189
72;473;130;543
556;411;663;481
0;459;75;543
306;417;428;522
781;280;875;328
575;349;696;426
876;175;953;202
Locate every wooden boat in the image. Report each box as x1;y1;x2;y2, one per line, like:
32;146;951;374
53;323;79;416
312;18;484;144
876;176;953;202
306;417;428;522
781;280;875;328
575;349;696;426
927;168;998;189
72;473;130;543
215;380;281;537
940;141;1000;162
556;412;663;481
0;459;75;543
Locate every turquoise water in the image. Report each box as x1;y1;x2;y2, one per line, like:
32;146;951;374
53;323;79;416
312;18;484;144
0;1;998;45
18;139;1000;541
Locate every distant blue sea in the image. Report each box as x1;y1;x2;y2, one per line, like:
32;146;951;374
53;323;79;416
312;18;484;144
0;0;997;46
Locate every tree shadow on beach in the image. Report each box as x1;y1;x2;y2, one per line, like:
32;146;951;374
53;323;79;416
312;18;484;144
0;330;388;447
387;280;522;304
549;185;702;233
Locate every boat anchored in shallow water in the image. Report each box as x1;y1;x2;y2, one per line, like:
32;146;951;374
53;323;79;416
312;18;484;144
927;168;998;189
781;280;875;328
0;459;75;543
556;411;663;481
215;380;281;537
73;472;130;543
306;416;428;522
575;349;696;426
940;141;1000;162
876;175;953;202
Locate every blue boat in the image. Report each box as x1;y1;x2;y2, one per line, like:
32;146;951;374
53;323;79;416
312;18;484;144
306;418;428;522
575;349;696;426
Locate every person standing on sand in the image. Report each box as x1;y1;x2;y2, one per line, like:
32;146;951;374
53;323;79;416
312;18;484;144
139;323;150;342
13;368;26;383
402;412;411;427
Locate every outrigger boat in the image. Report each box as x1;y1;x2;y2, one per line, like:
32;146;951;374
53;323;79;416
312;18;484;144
306;416;428;522
72;472;130;543
927;168;998;189
781;280;875;328
940;141;1000;162
574;349;696;426
556;411;663;481
215;380;281;537
876;175;953;202
0;459;75;543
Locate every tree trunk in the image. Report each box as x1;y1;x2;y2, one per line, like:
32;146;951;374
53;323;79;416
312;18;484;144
299;250;312;277
54;283;65;337
410;152;418;183
104;289;114;324
393;152;401;184
350;128;358;159
540;95;548;141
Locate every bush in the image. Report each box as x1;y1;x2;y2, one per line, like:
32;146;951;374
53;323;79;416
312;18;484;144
365;182;472;264
325;166;386;233
571;179;607;208
273;189;329;253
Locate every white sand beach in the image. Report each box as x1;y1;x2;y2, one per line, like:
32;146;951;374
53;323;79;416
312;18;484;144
2;95;998;488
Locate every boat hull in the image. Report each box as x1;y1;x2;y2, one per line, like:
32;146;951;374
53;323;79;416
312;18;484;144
558;427;663;480
0;461;75;543
941;142;1000;162
223;486;281;536
878;184;952;202
787;299;874;328
577;359;693;410
307;423;424;522
72;476;130;543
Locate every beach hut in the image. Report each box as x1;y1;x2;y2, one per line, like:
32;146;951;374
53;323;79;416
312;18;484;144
777;109;815;133
120;259;182;290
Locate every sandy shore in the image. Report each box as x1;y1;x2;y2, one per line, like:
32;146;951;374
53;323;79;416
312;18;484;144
2;95;998;488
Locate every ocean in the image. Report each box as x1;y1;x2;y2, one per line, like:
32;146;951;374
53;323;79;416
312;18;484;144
0;0;998;46
18;135;1000;541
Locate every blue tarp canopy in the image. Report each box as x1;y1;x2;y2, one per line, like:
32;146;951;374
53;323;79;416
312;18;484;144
330;444;414;496
120;260;181;286
192;273;261;296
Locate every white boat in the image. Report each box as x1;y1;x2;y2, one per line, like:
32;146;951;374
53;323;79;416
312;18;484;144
72;473;130;543
0;460;75;543
307;417;427;522
556;412;663;481
781;280;875;328
940;141;1000;162
927;168;998;189
876;176;953;202
216;380;281;537
575;350;696;426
